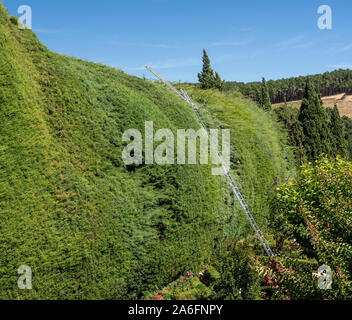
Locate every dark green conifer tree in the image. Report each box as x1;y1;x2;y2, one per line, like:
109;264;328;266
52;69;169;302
198;50;223;90
198;50;215;89
260;77;272;111
215;72;224;91
298;81;332;161
329;104;347;157
275;104;306;164
342;116;352;160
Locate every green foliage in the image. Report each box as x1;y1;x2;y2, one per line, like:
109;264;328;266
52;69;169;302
275;94;347;166
259;77;272;111
150;239;261;300
154;238;262;300
201;265;221;286
0;4;294;299
214;72;225;91
298;81;332;162
176;85;295;231
149;273;212;300
0;6;223;299
271;156;352;299
274;104;306;164
205;239;261;300
328;105;347;157
198;50;224;90
342;116;352;160
9;16;17;26
198;50;214;89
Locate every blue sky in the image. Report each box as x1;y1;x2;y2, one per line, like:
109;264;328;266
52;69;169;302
3;0;352;82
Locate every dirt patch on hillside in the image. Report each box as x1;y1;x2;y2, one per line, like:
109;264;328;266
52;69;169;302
342;94;352;102
273;93;352;118
323;93;346;100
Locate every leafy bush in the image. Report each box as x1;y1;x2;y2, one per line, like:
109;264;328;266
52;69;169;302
206;239;261;300
271;156;352;299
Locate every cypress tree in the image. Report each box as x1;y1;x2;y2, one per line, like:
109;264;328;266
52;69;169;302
215;72;224;91
330;104;347;157
198;50;223;90
298;81;332;161
260;77;272;111
256;87;262;108
198;50;215;89
342;116;352;160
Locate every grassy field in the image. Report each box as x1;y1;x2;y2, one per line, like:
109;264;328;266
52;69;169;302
0;4;294;299
273;93;352;118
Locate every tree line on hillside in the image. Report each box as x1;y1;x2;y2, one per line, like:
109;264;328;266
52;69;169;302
275;81;349;164
196;51;351;164
198;50;272;111
225;69;352;104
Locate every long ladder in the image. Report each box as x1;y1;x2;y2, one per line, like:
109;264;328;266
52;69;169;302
145;66;274;258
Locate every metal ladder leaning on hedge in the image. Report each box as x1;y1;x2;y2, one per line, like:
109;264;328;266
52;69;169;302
145;66;274;258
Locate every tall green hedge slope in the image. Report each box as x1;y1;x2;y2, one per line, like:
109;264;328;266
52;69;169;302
0;4;293;299
176;86;295;231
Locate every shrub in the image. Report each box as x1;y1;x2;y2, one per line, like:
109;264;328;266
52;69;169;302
9;16;18;26
271;156;352;299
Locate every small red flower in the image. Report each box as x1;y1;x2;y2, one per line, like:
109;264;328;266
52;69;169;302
155;295;163;300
